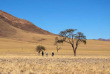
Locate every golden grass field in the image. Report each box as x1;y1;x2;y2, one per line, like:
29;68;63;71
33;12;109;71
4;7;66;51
0;36;110;74
0;56;110;74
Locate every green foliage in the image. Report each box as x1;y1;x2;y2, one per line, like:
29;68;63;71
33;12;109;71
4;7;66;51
75;32;86;44
36;45;46;53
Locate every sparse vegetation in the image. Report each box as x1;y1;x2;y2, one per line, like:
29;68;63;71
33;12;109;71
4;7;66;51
56;29;86;56
0;36;110;74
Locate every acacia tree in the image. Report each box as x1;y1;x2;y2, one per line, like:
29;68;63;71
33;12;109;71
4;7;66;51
56;29;86;56
36;45;46;54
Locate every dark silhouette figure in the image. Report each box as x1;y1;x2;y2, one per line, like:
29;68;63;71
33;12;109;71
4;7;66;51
42;51;44;56
52;51;54;56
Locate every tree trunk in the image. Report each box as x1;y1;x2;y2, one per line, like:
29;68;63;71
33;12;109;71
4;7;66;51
74;50;76;56
72;44;76;56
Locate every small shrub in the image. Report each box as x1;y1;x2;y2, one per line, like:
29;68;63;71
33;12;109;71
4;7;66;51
36;45;46;54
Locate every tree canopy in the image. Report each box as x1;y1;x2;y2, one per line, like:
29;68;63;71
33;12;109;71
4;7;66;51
55;29;86;56
36;45;46;54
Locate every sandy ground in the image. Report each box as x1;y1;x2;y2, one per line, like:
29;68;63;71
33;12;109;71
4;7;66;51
0;55;110;74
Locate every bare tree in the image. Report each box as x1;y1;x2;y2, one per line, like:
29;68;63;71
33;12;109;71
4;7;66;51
54;37;65;52
56;29;86;56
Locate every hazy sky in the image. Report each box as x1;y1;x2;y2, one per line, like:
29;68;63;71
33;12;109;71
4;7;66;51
0;0;110;39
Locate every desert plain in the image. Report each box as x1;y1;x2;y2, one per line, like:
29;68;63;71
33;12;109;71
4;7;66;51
0;37;110;74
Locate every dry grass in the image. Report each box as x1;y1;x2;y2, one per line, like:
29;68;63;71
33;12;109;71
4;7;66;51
0;37;110;56
0;56;110;74
0;38;110;74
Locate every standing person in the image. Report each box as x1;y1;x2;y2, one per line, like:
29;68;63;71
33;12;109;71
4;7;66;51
45;51;48;56
52;51;54;56
42;51;44;56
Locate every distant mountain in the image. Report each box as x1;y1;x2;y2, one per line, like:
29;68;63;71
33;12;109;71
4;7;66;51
98;38;110;41
0;10;52;37
0;10;55;42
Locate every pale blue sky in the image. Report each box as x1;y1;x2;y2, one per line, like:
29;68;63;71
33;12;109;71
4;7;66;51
0;0;110;39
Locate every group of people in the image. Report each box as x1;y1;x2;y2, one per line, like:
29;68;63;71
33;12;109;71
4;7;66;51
41;51;54;56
